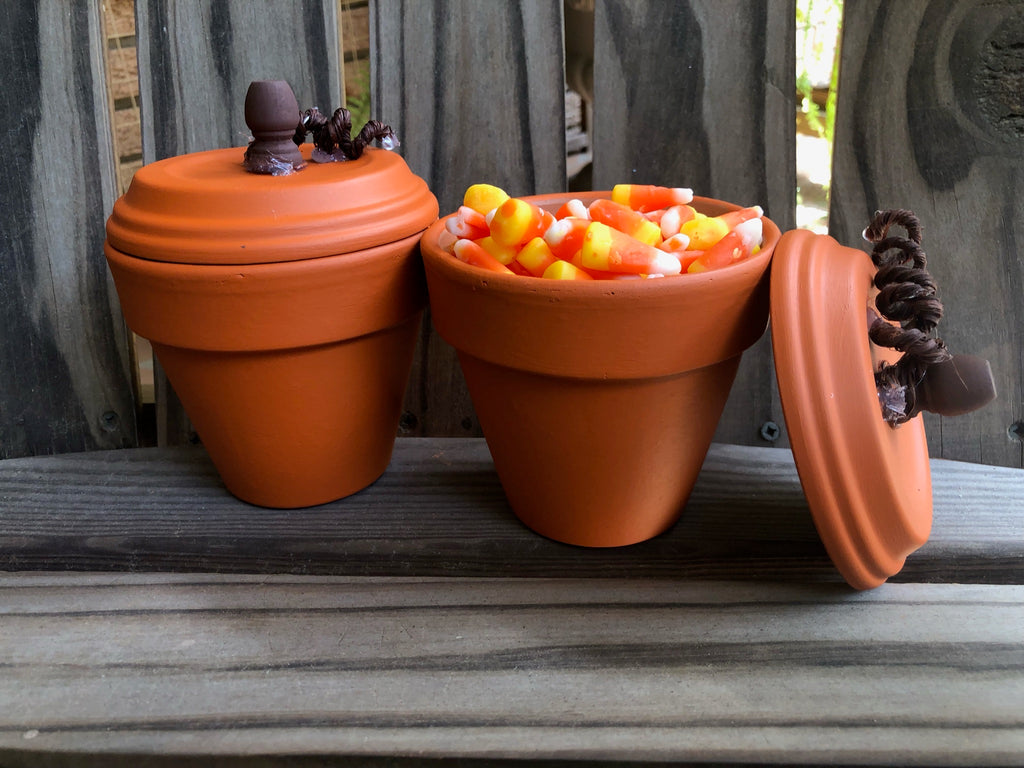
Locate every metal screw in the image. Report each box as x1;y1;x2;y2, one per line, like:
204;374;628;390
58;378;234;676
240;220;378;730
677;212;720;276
100;411;119;433
398;411;418;433
1009;421;1024;443
461;417;474;432
759;420;781;442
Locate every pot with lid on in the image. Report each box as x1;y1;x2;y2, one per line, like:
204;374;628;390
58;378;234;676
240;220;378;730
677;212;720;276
104;80;438;508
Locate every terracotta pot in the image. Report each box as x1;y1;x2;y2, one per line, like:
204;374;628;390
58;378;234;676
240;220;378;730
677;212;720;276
105;230;429;508
104;84;438;507
421;192;782;546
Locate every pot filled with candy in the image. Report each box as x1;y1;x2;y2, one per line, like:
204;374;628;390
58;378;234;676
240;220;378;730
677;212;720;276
421;185;781;548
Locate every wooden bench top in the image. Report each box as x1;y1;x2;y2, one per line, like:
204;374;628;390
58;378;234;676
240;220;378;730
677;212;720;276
2;438;1022;765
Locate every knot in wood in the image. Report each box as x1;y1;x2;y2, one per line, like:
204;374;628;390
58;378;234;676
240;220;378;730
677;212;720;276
975;10;1024;141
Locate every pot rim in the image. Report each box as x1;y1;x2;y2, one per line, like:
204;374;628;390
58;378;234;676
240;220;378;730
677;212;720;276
421;192;777;302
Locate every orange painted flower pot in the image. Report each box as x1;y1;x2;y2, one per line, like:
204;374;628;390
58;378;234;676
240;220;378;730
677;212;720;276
104;85;438;508
421;192;782;547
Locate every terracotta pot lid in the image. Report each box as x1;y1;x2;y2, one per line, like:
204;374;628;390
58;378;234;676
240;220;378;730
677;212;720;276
106;81;438;265
770;224;994;589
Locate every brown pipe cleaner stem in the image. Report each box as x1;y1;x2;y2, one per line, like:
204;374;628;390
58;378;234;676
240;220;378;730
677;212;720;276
863;209;951;425
293;107;398;160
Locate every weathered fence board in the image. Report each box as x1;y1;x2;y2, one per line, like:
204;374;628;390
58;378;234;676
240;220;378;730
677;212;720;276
135;0;342;444
371;0;567;437
592;0;797;449
0;1;138;460
136;0;341;161
2;2;1020;469
830;0;1024;467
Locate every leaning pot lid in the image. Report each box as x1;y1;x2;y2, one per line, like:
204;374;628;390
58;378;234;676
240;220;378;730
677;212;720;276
106;81;438;266
770;228;933;590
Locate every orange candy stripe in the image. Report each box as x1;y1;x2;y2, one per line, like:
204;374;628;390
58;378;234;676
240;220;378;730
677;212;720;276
453;239;515;274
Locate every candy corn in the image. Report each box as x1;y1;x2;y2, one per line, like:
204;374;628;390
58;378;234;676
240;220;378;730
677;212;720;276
515;237;559;277
543;217;590;260
658;204;697;239
580;222;681;276
554;198;591;220
680;214;730;250
717;205;763;229
452;239;515;274
687;230;751;273
542;260;594;280
588;199;663;246
474;235;520;266
445;205;490;240
659;233;692;253
463;183;510;215
611;184;693;211
566;250;623;280
681;206;764;250
488;197;555;247
441;184;764;281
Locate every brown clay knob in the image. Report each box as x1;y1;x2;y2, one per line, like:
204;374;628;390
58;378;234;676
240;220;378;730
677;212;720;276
910;354;997;418
243;80;306;174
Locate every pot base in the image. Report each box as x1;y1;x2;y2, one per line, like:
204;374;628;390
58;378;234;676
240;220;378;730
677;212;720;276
460;353;743;547
153;316;421;509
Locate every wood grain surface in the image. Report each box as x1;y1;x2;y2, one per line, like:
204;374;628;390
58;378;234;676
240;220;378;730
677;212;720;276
591;0;797;450
0;1;138;459
371;1;567;439
134;0;342;444
2;438;1021;584
136;0;341;161
0;573;1021;765
829;0;1024;468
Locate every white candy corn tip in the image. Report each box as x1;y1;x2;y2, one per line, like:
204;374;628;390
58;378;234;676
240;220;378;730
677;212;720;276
734;218;763;250
673;187;694;204
437;229;458;252
543;218;572;245
651;251;682;276
452;239;473;261
661;233;690;252
660;208;682;238
567;199;590;219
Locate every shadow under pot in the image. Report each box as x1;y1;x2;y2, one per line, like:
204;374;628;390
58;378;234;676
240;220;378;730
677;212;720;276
105;138;437;509
421;192;782;548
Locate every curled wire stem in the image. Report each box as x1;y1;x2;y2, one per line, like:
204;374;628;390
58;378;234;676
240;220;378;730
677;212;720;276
864;209;951;425
293;107;398;160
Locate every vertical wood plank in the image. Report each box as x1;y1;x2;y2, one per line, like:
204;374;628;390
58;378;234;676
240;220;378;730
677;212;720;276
371;0;566;437
591;0;797;448
830;0;1023;467
0;1;138;459
135;0;342;445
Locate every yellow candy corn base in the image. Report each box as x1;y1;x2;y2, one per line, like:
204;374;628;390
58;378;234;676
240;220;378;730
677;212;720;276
421;192;782;547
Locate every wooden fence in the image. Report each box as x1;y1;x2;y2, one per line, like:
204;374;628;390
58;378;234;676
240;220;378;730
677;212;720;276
1;0;1021;468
